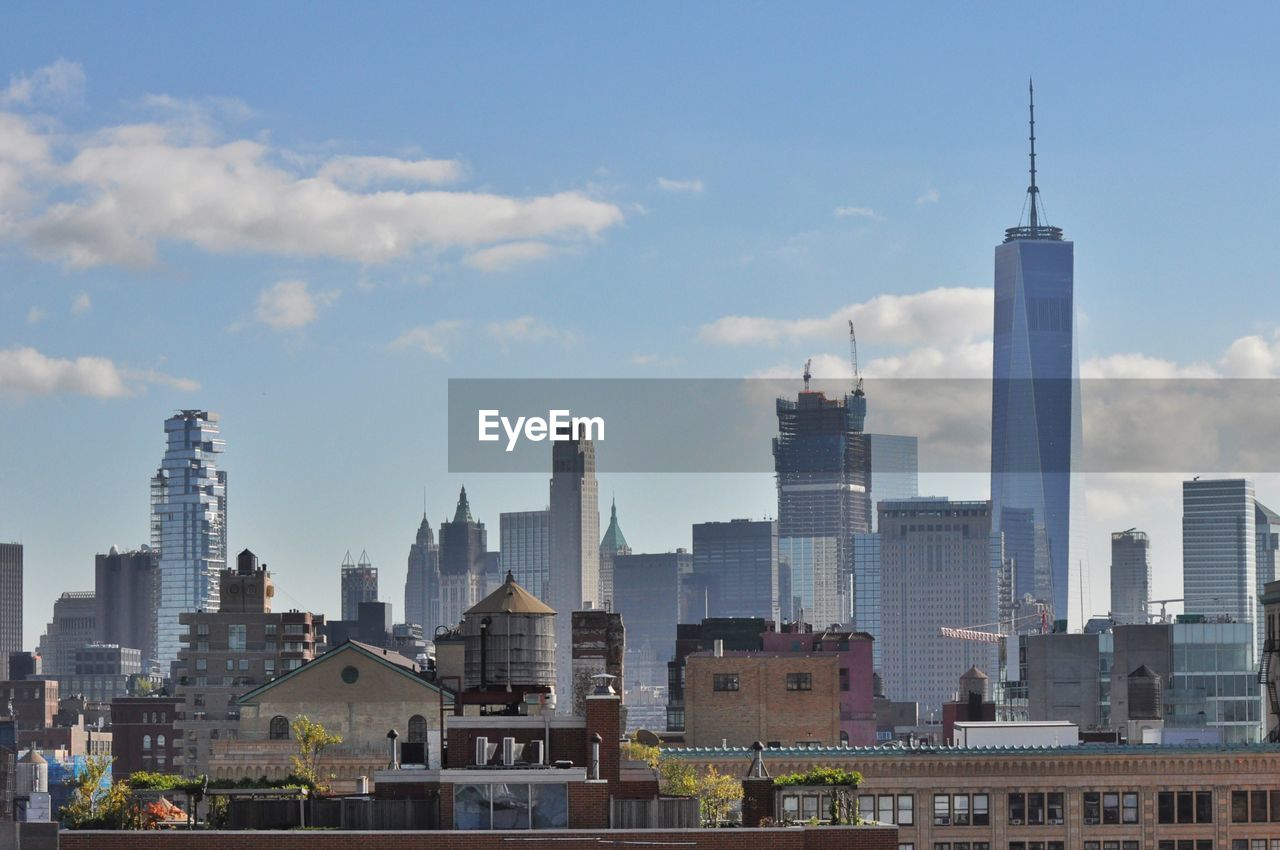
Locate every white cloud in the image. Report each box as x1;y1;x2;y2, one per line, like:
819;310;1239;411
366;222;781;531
1080;353;1217;380
630;353;657;365
699;286;992;348
834;206;879;219
390;320;466;359
70;291;91;315
25;306;45;325
318;155;465;188
0;346;197;399
1;59;85;106
1218;331;1280;378
0;94;622;270
253;279;337;331
657;177;704;194
485;316;578;346
463;241;555;272
916;187;940;206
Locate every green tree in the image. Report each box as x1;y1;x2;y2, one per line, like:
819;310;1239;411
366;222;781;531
61;755;149;829
289;715;342;792
774;766;862;824
620;736;661;768
695;765;743;827
658;758;698;797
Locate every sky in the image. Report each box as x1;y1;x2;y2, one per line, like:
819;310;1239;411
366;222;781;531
2;4;1280;648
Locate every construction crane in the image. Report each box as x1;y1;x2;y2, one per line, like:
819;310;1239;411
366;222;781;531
1144;598;1183;624
802;357;812;392
848;320;864;397
940;607;1051;643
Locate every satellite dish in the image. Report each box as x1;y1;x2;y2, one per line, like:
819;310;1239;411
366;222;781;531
635;729;661;747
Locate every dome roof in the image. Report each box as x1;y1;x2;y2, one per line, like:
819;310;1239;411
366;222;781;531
466;571;555;616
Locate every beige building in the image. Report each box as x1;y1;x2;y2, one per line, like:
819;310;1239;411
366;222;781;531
675;742;1280;850
209;640;451;791
174;550;324;777
682;651;840;748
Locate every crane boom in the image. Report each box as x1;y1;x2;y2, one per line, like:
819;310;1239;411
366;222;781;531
848;320;864;396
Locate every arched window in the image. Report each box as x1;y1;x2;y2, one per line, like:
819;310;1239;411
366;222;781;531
143;735;152;751
269;715;290;740
407;715;428;743
157;735;165;749
839;731;850;746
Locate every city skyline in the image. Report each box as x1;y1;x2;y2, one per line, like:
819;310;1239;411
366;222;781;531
3;6;1280;649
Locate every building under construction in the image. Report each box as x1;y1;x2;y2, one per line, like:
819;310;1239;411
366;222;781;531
773;363;871;626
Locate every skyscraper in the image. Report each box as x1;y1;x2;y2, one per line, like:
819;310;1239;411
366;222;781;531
691;519;777;621
502;510;551;601
1109;529;1151;626
404;514;440;638
0;543;22;680
35;591;96;676
1183;478;1257;654
989;84;1079;625
878;498;998;714
438;487;488;632
152;410;227;668
340;550;378;621
549;431;600;706
852;531;881;667
95;545;159;669
774;371;870;626
598;499;631;611
1256;502;1280;654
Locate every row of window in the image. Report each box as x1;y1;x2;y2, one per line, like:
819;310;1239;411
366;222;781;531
1233;791;1280;823
712;672;815;692
934;794;992;826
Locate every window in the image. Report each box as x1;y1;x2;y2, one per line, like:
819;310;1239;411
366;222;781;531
269;715;290;740
898;794;914;826
265;623;277;636
973;794;989;826
878;795;894;825
1047;792;1064;825
1027;792;1045;826
954;794;970;826
1103;792;1120;825
1253;790;1270;823
1233;791;1249;823
859;795;875;821
195;658;207;672
228;624;246;652
226;658;234;671
408;714;428;743
143;735;152;750
1197;791;1213;824
713;673;739;692
1008;793;1025;825
840;668;850;692
786;673;813;691
935;794;951;826
1084;792;1101;825
1122;792;1138;824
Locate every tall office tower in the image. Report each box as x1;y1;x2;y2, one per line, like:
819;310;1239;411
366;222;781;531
403;514;440;638
501;510;551;601
0;543;21;680
1183;478;1258;653
437;487;488;632
692;519;778;621
989;85;1080;627
549;432;600;706
852;532;881;668
95;545;160;669
1109;530;1151;626
868;434;919;531
878;498;998;714
598;499;631;611
173;549;323;776
34;591;97;676
152;410;228;668
612;551;693;707
1257;503;1280;654
340;550;378;621
774;373;870;627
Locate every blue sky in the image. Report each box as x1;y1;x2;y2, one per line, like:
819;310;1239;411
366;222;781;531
2;4;1279;647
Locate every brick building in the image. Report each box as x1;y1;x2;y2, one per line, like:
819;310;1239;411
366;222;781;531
682;650;841;748
0;680;58;732
111;696;180;778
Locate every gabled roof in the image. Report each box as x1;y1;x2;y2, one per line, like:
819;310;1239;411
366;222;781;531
236;639;452;705
466;571;555;616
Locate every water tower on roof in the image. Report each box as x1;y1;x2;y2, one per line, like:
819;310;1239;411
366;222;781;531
461;572;556;699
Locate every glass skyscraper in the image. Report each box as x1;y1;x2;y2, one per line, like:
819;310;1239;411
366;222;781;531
151;410;227;669
501;509;551;601
989;85;1079;625
1182;478;1258;655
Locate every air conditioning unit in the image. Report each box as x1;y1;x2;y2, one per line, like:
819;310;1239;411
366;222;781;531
502;737;517;766
474;736;489;766
1010;819;1024;825
527;740;545;765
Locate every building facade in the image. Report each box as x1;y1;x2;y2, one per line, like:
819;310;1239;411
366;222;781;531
501;510;551;603
853;532;883;668
868;434;920;530
0;544;21;681
152;410;228;668
759;625;877;746
692;519;778;622
94;545;159;670
173;549;323;776
110;696;179;778
404;513;440;638
1183;479;1258;655
878;498;999;715
598;500;630;612
549;432;600;706
34;592;96;677
1110;530;1151;626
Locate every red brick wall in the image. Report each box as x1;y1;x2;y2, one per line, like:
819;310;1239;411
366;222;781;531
63;825;898;850
445;726;586;768
584;696;621;785
567;781;609;829
741;777;775;827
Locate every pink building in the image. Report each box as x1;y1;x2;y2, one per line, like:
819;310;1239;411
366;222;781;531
760;624;876;746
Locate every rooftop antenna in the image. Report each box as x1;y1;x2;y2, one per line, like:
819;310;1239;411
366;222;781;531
802;358;812;392
1027;78;1040;231
848;320;864;397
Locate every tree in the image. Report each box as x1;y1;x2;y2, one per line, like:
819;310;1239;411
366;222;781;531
61;755;154;830
774;766;863;824
658;758;698;797
695;766;743;827
620;736;661;768
289;715;342;792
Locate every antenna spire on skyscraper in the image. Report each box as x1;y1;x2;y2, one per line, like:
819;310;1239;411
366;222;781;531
1028;78;1039;230
1005;79;1062;242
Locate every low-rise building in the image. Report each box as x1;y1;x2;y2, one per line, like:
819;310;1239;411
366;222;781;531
110;696;179;778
